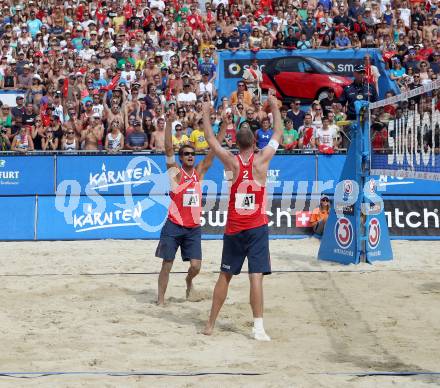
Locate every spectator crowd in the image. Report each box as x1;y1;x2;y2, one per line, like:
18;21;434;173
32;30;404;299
0;0;438;153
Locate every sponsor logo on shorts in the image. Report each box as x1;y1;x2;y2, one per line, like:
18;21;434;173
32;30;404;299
368;217;380;249
334;217;353;249
222;264;231;270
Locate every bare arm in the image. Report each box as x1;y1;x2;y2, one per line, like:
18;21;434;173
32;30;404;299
257;94;283;164
149;132;156;150
196;114;227;179
104;133;110;150
201;102;236;171
164;106;178;169
11;136;20;151
27;135;34;151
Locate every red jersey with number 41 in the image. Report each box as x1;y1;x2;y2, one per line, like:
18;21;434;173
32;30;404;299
168;168;202;228
226;154;268;234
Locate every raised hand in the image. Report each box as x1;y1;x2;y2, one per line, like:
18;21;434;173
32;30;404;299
267;94;278;108
166;105;177;122
202;101;212;114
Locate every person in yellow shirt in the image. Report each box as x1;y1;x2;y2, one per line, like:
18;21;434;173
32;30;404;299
112;12;125;33
310;196;330;236
172;123;189;150
189;119;209;151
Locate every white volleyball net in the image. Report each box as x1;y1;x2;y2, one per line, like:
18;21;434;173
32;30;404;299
369;79;440;180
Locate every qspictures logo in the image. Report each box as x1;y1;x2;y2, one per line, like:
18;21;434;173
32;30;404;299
0;159;20;185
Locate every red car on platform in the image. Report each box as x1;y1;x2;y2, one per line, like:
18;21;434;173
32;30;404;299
261;56;352;103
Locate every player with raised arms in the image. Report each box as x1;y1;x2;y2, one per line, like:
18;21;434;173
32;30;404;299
201;93;283;341
156;106;225;306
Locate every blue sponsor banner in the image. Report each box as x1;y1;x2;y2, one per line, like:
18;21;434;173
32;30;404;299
316;154;440;195
202;154;317;195
0;197;35;240
0;156;54;195
371;153;440;194
0;192;439;240
56;154;317;196
374;174;440;195
216;48;397;104
316;154;345;194
0;154;435;199
56;154;170;196
37;194;170;240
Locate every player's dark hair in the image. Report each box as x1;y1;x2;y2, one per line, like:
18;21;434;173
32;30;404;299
178;144;195;156
236;128;255;150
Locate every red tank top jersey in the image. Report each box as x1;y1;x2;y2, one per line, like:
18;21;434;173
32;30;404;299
168;168;202;228
225;154;268;234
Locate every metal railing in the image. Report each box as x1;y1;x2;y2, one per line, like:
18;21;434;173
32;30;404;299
0;148;349;156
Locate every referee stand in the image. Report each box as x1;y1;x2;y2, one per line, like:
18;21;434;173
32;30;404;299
318;100;393;265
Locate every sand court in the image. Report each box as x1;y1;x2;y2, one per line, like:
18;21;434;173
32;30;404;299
0;239;440;387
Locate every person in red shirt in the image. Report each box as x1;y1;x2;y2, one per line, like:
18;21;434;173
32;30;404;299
201;93;283;341
418;40;434;61
156;107;224;306
187;5;204;31
371;120;388;150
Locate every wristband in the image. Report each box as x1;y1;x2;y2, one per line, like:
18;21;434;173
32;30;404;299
268;139;279;151
166;154;175;164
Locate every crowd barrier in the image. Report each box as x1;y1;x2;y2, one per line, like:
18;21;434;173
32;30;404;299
0;154;439;240
0;90;26;106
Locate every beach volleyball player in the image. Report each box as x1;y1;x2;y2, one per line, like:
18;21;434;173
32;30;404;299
156;107;224;305
201;94;282;341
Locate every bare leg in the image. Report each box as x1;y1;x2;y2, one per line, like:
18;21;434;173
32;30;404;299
249;273;270;341
157;260;174;305
186;259;201;299
249;273;264;318
202;272;233;335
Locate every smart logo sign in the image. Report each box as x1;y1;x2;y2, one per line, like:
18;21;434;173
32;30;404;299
223;59;270;79
223;58;361;79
